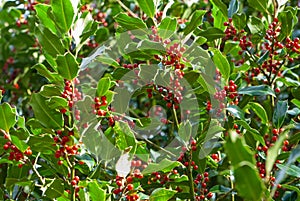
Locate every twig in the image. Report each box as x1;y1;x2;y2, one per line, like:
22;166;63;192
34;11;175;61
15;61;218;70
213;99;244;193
116;0;138;18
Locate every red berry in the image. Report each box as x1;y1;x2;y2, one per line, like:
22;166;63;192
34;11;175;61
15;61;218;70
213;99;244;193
207;192;213;199
272;129;279;135
3;144;9;150
275;88;280;93
203;172;209;177
58;160;63;165
127;183;134;191
71;180;77;186
116;180;122;186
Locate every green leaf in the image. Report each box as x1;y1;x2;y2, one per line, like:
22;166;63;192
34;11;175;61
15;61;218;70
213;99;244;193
272;101;288;129
32;64;62;83
178;121;192;145
35;4;57;34
96;77;110;97
235;120;265;146
45;179;64;199
248;0;269;13
56;53;79;80
265;134;286;177
88;181;106;201
158;17;177;39
278;11;294;41
114;13;147;30
225;132;265;200
228;0;239;18
0;103;17;133
142;159;182;174
291;99;300;108
197;27;225;41
238;85;276;97
11;135;28;152
136;0;155;18
211;49;230;81
184;10;206;35
247;16;265;35
51;0;74;33
30;93;63;129
248;102;268;124
277;164;300;178
232;13;246;30
114;121;136;151
150;188;176;201
226;105;245;120
210;0;228;18
35;26;65;57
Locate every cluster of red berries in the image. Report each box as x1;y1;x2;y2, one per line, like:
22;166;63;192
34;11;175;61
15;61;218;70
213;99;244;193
87;38;99;48
223;18;237;40
3;139;32;167
255;127;291;199
94;96;108;117
24;0;39;11
61;79;82;111
149;26;163;42
194;172;213;200
285;37;300;60
113;172;143;201
155;11;163;22
16;16;28;28
80;4;93;12
238;35;253;55
177;140;199;170
131;159;148;170
66;175;81;197
94;12;108;27
54;130;80;165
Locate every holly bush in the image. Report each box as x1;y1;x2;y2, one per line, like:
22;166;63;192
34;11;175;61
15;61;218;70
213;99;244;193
0;0;300;200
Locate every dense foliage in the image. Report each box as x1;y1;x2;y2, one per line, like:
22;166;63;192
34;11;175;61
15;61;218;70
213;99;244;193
0;0;300;200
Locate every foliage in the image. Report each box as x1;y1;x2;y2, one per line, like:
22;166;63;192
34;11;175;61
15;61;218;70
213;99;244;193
0;0;300;200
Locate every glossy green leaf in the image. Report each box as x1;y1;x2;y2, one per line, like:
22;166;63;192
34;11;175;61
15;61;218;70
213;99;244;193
184;10;206;35
238;85;276;97
247;16;265;35
136;0;155;18
225;132;264;200
228;0;239;18
45;179;64;199
35;4;57;34
142;159;182;174
272;100;288;129
114;121;136;151
96;77;110;97
178;121;192;145
210;0;228;18
248;0;269;13
88;181;106;201
35;26;65;57
32;64;62;83
51;0;74;33
11;135;28;152
248;102;268;124
291;99;300;108
235;120;265;146
278;11;294;41
150;188;176;201
226;105;245;120
0;103;17;133
56;53;79;80
30;93;63;129
232;13;246;30
158;17;177;39
211;49;230;81
266;134;285;177
277;164;300;178
114;13;147;30
197;27;225;41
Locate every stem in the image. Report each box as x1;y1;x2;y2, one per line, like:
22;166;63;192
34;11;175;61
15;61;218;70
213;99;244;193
116;0;138;18
187;155;195;201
